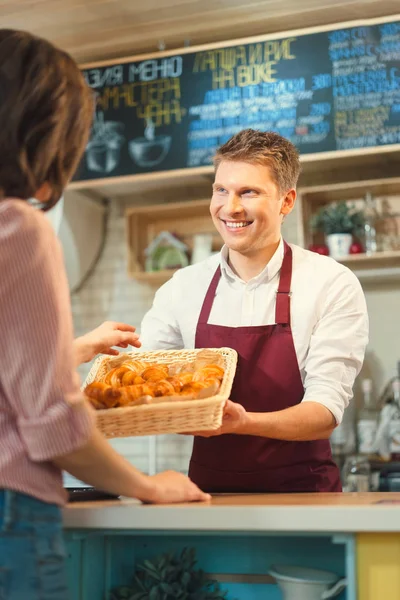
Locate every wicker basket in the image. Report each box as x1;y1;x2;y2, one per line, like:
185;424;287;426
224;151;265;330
83;347;238;438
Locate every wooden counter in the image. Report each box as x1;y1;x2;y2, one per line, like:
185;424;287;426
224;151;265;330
64;491;400;532
64;493;400;600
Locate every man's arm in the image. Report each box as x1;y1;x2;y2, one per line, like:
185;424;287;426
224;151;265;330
190;399;335;440
228;400;336;439
246;402;336;440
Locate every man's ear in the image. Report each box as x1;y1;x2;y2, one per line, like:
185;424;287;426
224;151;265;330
281;188;296;217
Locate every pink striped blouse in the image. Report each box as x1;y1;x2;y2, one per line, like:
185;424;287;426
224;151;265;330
0;199;94;506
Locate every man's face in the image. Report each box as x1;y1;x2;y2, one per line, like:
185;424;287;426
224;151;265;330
210;160;295;256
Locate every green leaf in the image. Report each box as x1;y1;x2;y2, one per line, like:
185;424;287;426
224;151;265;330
139;564;162;581
310;201;365;235
160;582;174;594
111;547;235;600
181;571;191;588
132;575;147;592
149;587;159;600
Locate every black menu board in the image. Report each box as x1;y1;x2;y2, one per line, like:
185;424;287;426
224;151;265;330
74;18;400;181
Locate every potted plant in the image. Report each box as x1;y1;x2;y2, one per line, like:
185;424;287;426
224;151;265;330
310;201;365;260
110;547;232;600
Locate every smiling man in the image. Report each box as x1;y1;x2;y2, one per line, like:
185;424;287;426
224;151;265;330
140;129;368;494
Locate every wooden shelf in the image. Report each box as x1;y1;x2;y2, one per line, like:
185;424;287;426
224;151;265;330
339;250;400;269
68;146;400;200
133;269;178;285
125;198;222;284
299;175;400;263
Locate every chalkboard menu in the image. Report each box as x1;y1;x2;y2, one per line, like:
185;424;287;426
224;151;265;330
74;18;400;181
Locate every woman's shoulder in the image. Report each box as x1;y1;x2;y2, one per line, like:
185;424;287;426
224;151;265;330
0;198;55;243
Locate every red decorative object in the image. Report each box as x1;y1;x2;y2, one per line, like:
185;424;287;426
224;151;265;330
349;242;364;254
308;243;329;256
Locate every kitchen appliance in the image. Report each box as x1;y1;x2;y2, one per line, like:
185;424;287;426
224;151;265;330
269;565;346;600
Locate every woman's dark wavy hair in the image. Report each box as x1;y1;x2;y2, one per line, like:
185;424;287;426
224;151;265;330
0;29;93;209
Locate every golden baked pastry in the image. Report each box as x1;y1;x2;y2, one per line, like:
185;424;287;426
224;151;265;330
151;380;175;397
178;372;194;385
121;359;147;373
121;370;143;386
90;353;225;409
84;382;120;409
117;383;155;406
165;376;184;393
141;366;169;382
193;365;225;382
180;381;210;395
104;366;131;387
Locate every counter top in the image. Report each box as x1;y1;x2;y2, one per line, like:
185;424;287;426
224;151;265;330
63;492;400;533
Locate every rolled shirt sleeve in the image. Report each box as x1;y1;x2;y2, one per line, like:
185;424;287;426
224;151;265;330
301;268;369;424
0;200;94;462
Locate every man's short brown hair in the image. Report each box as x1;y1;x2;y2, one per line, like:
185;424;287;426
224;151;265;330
0;29;93;208
214;129;301;193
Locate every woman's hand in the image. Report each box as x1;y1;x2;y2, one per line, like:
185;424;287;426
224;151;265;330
140;471;211;504
73;321;141;365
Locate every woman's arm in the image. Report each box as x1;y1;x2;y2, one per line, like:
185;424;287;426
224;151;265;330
54;427;209;503
0;202;209;504
73;321;141;366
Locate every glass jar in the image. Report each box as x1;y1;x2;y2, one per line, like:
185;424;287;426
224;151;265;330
342;455;371;492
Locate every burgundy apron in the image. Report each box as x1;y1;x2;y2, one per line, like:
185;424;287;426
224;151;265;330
189;242;341;493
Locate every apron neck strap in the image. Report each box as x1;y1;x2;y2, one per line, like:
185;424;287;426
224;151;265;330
275;241;293;326
198;241;293;326
198;266;221;325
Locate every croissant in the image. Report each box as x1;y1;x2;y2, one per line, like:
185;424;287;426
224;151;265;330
117;383;155;406
87;397;107;410
121;371;146;386
84;382;120;409
193;365;225;382
121;359;147;373
104;366;132;387
180;381;210;395
142;366;169;382
177;372;194;385
151;380;176;397
197;377;221;398
203;377;221;389
165;376;184;393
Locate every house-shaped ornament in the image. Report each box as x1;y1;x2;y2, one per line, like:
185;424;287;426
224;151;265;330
144;231;189;272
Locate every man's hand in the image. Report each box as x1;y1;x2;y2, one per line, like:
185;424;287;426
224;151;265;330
73;321;141;366
188;400;248;437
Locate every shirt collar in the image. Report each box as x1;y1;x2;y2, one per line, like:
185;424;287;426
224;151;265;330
220;238;285;286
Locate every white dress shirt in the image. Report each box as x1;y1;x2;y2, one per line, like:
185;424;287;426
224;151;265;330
140;239;369;424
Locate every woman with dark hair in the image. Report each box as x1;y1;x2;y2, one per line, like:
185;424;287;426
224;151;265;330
0;29;209;600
